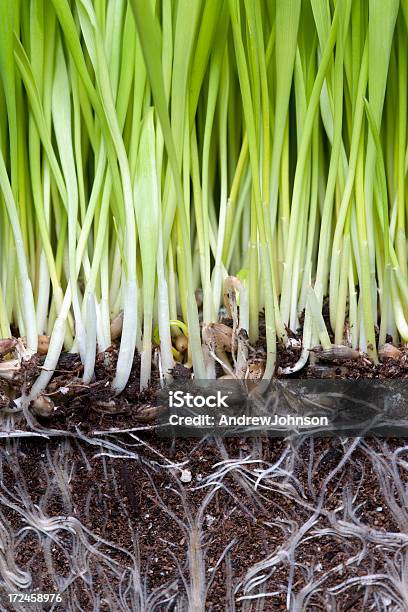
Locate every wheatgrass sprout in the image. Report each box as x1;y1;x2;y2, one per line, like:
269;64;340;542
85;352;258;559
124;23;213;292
1;0;408;399
135;109;166;390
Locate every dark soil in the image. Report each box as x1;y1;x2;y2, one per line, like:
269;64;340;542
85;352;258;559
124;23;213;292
0;430;407;611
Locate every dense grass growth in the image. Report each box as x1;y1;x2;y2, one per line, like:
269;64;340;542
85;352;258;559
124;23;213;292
0;0;407;398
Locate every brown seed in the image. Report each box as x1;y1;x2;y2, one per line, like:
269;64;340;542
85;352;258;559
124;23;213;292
379;343;402;360
31;395;54;418
92;400;121;414
202;323;237;353
135;405;163;422
311;345;359;362
174;334;188;353
37;335;50;355
0;338;17;357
